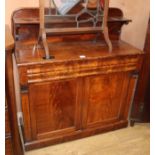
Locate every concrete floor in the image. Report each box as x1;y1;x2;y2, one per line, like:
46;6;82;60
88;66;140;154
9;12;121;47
26;123;150;155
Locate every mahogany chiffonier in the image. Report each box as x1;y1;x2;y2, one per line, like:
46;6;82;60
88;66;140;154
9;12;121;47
10;8;144;151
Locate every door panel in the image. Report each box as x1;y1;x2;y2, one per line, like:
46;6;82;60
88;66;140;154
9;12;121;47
28;79;79;139
83;72;130;128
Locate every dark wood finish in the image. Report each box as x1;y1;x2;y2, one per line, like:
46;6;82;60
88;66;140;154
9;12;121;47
11;8;143;151
130;20;150;125
5;25;24;155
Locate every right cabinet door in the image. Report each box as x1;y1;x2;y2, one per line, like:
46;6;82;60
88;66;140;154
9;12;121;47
82;72;137;129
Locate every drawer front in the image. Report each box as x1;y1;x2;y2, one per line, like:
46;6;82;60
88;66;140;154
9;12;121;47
19;55;142;85
5;137;13;155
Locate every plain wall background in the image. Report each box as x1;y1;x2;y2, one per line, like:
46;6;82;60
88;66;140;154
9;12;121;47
5;0;150;50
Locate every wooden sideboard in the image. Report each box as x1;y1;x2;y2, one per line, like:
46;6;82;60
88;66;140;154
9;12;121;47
9;8;144;151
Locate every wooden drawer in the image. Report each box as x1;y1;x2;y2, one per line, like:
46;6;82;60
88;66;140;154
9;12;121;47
5;137;13;155
5;109;11;135
25;55;141;84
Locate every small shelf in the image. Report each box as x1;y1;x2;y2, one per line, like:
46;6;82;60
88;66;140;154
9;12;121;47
13;17;131;25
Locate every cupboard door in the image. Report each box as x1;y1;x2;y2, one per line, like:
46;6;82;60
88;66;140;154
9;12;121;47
82;72;132;128
28;79;81;140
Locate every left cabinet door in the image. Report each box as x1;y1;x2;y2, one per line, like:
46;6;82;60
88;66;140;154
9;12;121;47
25;79;81;140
